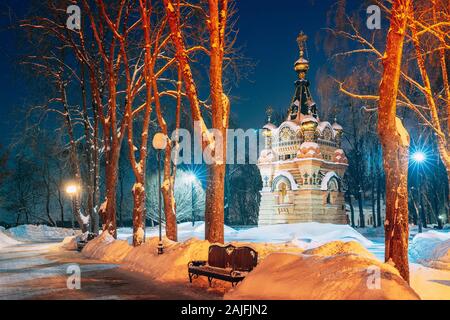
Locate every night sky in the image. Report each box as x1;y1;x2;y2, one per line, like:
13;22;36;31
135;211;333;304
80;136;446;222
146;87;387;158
0;0;356;146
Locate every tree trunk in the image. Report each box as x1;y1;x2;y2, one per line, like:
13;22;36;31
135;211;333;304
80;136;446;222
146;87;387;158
371;177;376;227
162;145;178;241
420;197;427;228
60;80;89;233
81;63;95;234
205;162;226;243
376;175;382;227
132;176;146;247
57;188;64;227
45;180;55;227
347;192;355;228
104;156;118;238
447;171;450;225
378;0;411;283
357;189;365;228
119;170;124;227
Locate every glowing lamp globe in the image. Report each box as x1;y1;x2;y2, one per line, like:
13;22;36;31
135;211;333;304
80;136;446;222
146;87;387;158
186;173;196;183
152;133;168;150
412;151;426;163
66;184;78;195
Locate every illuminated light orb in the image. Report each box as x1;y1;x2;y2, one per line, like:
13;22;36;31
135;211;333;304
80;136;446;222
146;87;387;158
66;184;79;195
412;151;426;163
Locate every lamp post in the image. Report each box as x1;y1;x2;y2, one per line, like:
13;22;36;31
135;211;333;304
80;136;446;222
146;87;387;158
186;173;196;226
412;151;426;233
65;183;80;230
153;132;168;255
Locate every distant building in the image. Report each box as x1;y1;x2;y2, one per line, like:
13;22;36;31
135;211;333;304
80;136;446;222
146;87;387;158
257;32;349;225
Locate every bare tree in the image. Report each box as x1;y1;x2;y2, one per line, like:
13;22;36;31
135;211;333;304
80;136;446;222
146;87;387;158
331;0;412;281
163;0;235;243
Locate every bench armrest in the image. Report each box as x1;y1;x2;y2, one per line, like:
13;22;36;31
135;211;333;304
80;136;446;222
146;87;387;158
189;260;207;268
230;270;248;278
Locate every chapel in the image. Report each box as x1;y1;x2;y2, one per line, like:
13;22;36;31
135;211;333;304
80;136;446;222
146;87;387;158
258;32;349;225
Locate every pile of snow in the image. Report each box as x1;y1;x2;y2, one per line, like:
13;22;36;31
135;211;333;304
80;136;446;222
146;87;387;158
410;231;450;270
82;234;305;282
225;241;420;300
61;236;77;250
83;232;133;262
228;222;373;248
6;225;79;242
303;240;376;260
80;222;374;283
117;222;372;250
117;222;237;244
0;228;21;248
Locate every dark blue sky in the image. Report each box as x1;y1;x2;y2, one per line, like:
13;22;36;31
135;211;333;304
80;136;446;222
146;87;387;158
0;0;354;145
233;0;338;129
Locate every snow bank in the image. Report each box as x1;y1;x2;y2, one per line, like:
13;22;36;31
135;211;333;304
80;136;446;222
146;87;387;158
83;232;133;263
82;234;305;282
116;222;372;249
61;236;77;250
303;240;376;260
410;231;450;270
117;222;237;244
6;225;79;242
0;228;21;248
229;222;373;248
225;242;420;300
122;237;211;281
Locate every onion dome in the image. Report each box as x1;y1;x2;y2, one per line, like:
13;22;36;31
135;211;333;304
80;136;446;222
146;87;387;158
297;142;321;159
301;115;319;130
332;118;343;133
333;149;348;164
294;32;310;79
259;149;276;164
294;57;309;76
263;106;276;137
263;123;277;131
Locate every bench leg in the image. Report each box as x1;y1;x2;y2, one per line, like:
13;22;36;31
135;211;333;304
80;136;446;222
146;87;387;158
208;277;213;287
189;273;193;283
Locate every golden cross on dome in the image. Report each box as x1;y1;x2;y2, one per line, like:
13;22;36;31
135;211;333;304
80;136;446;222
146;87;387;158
297;31;308;57
266;106;274;123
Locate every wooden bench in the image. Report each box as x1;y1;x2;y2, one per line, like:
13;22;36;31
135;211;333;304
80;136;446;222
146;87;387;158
188;244;258;287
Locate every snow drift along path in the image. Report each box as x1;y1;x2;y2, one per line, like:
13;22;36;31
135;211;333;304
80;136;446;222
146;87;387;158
82;232;307;282
5;225;79;242
82;233;420;300
117;222;373;249
410;231;450;270
0;228;21;248
225;241;420;300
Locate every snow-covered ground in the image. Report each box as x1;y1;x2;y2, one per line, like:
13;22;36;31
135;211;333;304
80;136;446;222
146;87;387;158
410;230;450;270
225;243;419;300
4;225;79;243
117;222;373;248
2;222;450;300
0;228;21;248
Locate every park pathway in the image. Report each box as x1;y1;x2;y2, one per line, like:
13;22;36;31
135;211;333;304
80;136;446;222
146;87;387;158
0;242;220;300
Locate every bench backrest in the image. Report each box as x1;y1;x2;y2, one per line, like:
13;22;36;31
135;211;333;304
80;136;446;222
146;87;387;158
231;246;258;272
208;244;258;271
208;244;234;268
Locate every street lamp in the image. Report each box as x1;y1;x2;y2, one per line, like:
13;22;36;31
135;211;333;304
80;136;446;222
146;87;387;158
411;150;427;233
65;183;80;229
186;173;197;227
412;151;426;163
153;132;168;255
